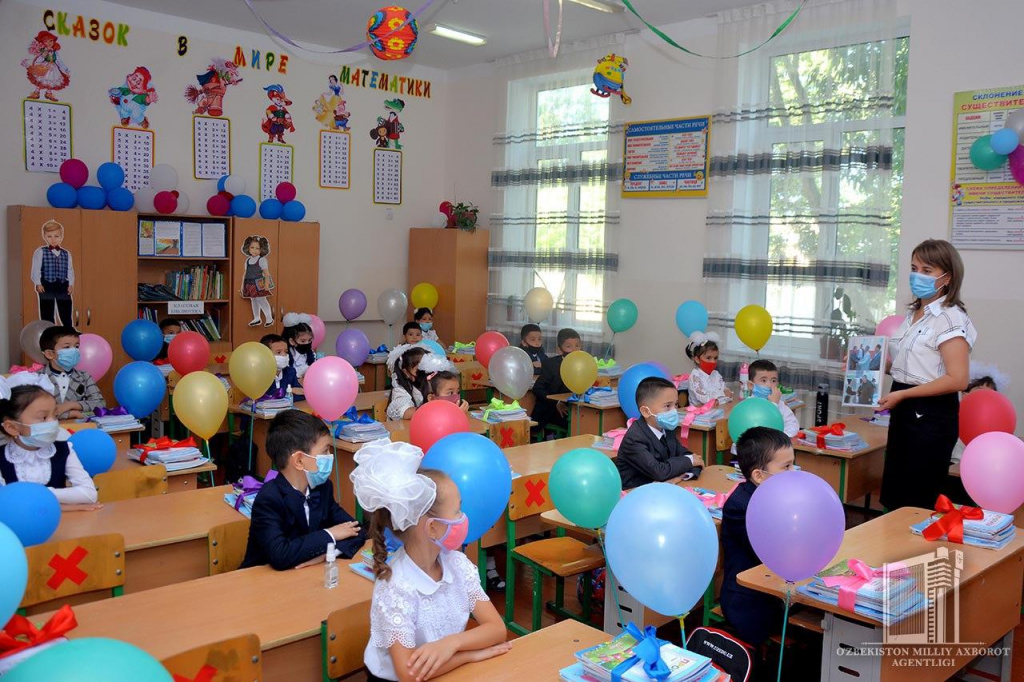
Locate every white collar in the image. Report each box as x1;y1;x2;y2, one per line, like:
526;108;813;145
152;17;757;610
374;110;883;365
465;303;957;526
923;295;948;316
647;423;665;439
395;547;454;595
5;440;55;463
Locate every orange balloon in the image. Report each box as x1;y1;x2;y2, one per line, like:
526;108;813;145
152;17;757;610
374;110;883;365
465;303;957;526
410;400;470;452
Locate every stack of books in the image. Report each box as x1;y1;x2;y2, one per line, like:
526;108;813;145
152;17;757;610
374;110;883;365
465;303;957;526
685;487;729;520
90;414;142;433
155;363;175;377
597;364;625;378
797;559;926;622
910;508;1016;550
561;630;721;682
366;351;389;364
349;546;396;581
691;408;725;427
451;343;476;355
223;489;256;519
165;265;225;301
867;411;891;427
568;389;618;407
782;392;803;409
798;430;868;452
336;420;390;443
470;406;529;423
128;445;210;472
240;397;293;418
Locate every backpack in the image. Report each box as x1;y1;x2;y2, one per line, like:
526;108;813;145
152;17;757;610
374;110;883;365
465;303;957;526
686;626;753;682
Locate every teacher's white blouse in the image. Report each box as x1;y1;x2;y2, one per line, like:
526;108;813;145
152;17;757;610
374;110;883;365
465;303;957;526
890;296;976;386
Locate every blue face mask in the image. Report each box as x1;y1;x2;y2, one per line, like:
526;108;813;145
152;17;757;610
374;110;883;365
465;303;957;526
419;322;433;331
56;348;80;371
163;334;177;344
910;271;944;300
17;420;60;448
302;452;334;488
752;384;772;400
652;408;680;431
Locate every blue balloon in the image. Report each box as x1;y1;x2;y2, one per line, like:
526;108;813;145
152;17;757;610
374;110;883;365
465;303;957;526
217;175;229;192
675;300;709;337
605;482;718;616
47;182;78;209
418;339;446;357
69;429;117;476
0;523;27;628
77;185;107;210
121;319;163;361
421;432;512;544
113;361;166;418
4;637;173;682
281;200;306;222
107;187;134;211
617;362;671;420
96;162;125;191
231;194;257;218
259;199;283;219
991;128;1021;155
0;482;61;547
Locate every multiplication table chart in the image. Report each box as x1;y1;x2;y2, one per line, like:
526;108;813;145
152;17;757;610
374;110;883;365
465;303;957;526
373;148;402;205
113;127;154;192
194;116;231;179
259;143;294;201
23;100;72;173
319;130;350;190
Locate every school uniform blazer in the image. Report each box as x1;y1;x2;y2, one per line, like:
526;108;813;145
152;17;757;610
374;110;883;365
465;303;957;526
241;475;365;570
531;354;568;427
615;419;697;489
519;344;548;375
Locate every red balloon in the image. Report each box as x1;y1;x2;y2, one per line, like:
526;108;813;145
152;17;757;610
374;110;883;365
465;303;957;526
439;201;454;218
168;331;211;376
207;195;230;216
60;159;89;189
218;190;234;201
276;182;297;203
409;400;470;452
153;190;178;215
959;389;1017;445
475;331;510;368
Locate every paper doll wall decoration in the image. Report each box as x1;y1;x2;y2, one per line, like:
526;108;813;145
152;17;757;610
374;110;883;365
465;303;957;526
592;54;632;105
31;219;74;325
22;31;70;101
262;84;294;143
240;235;275;327
370;98;404;149
184;58;243;116
109;66;158;128
312;74;350;130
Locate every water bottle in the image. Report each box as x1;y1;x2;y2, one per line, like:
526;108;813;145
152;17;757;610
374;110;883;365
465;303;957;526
286;385;294;408
739;363;749;399
815;382;829;427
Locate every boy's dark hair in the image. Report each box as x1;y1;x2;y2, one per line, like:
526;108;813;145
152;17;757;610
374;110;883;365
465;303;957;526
966;376;997;393
635;377;677;409
402;321;421;335
0;386;53;424
158;318;180;332
520;323;541;340
426;370;460;397
39;325;80;353
748;359;778;382
556;328;580;348
260;333;286;347
735;427;792;480
685;339;719;361
266;410;330;471
413;308;432;321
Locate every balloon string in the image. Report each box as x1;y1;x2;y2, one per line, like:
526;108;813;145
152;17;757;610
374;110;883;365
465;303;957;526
678;613;688;647
543;0;564;58
605;332;615;361
597;530;626;630
776;584;793;682
247;402;256;476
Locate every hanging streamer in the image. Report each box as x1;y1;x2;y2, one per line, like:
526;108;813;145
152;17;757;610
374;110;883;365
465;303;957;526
543;0;564;58
621;0;806;59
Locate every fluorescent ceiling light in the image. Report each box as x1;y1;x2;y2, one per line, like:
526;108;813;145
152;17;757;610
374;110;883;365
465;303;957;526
567;0;624;13
430;24;487;46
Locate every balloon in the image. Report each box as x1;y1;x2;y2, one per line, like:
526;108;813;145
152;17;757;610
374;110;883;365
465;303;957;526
617;362;672;420
377;288;408;325
675;300;709;336
107;186;134;211
1011;146;1024;185
97;162;125;191
419;339;446;357
20;320;55;364
606;483;718;615
474;331;510;368
168;331;210;376
121;319;163;361
259;198;284;219
607;298;638;334
174;192;190;215
560;350;599;395
961;432;1024;514
113;361;166;418
410;400;471;452
439;201;454;218
173;371;229;440
77;333;113;381
150;163;179;190
335;328;371;366
276;181;297;203
727;397;785;442
224;174;246;195
411;282;439;310
747;471;845;582
68;430;116;476
550;448;622;528
217;175;229;192
0;523;27;629
135;187;158;213
735;304;773;352
218;190;234;203
229;342;277;401
282;200;306;222
304;357;360;421
339;289;368;320
309;314;326;350
59;158;89;189
46;182;78;209
230;194;257;218
524;287;554;323
959;390;1017;446
4;637;173;682
153;190;177;214
0;482;61;546
1006;110;1024;138
77;186;107;211
991;128;1020;155
207;194;230;216
875;314;904;338
969;135;1007;171
431;212;449;228
421;432;512;544
488;346;534;400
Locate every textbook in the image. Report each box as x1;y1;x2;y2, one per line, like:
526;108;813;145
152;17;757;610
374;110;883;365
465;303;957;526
909;508;1016;550
575;630;713;682
797;559;925;622
560;664;728;682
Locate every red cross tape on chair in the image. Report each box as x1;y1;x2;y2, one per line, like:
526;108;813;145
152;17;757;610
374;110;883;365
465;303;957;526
46;546;89;590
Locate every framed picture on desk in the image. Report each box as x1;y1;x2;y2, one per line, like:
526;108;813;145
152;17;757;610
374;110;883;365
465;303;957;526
843;335;887;408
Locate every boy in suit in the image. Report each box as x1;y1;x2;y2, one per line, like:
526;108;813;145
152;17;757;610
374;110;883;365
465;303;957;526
720;426;795;645
35;326;105;420
616;377;703;489
518;323;547;375
31;219;74;326
241;410;365;570
531;328;581;433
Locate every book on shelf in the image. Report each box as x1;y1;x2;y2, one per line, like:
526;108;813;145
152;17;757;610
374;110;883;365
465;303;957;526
165;265;225;301
137;307;223;342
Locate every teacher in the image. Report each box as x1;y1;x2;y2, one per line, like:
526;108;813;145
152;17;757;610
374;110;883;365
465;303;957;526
879;239;976;511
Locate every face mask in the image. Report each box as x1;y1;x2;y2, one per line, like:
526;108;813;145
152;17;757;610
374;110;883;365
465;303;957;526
651;408;680;431
16;420;60;448
301;452;334;488
429;513;469;552
275;355;290;370
910;272;943;299
56;348;80;371
163;334;177;344
698;359;717;375
419;322;433;331
295;343;313;356
437;393;461;405
752;384;772;400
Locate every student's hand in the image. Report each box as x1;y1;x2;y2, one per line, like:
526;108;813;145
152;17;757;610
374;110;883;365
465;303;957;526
877;390;905;411
329;520;361;541
532;360;541;369
724;387;733;397
470;641;513;663
691;454;705;468
408;637;459;681
66;410;85;420
458;399;470;414
293;555;325;569
556;402;569;418
67;285;73;295
35;284;44;294
768;387;782;404
63;401;82;412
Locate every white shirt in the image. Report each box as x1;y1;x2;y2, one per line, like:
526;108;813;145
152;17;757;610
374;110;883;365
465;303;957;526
421;329;439;344
52;371;71;403
688;367;726;407
283;476;336;543
890;297;976;386
289;347;311;379
365;548;489;681
387;375;424;421
0;440;97;504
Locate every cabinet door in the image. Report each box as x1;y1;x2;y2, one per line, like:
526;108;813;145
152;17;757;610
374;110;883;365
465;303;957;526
275;221;320;326
14;206;83;337
232;219;280;347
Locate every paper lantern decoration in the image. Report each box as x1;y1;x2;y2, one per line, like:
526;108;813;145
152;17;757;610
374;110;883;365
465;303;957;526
367;6;419;61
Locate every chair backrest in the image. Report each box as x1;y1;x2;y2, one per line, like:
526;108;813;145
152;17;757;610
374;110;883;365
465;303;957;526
508;473;555;521
94;463;168;502
208;519;251;576
323;600;371;680
489;420;530;449
162;633;262;682
686;626;753;682
372;396;388;423
458;361;489;391
21;533;126;609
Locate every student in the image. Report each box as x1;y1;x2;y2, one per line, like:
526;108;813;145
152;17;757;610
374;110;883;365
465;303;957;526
387;345;428;420
402;321;423;345
720;427;794;645
155;318;181;362
260;334;304;399
745;360;799;436
531;328;581;433
518;323;547;375
686;333;730;407
0;383;98;506
241;410;364;570
35;326;106;420
616;377;703;489
423;368;470;414
282;312;317;379
414;308;439;344
352;441;510;682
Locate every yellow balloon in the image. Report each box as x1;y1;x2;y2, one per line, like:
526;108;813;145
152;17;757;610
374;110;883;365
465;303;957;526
735;305;774;351
173;371;229;440
411;282;439;310
229;342;277;401
560;350;599;395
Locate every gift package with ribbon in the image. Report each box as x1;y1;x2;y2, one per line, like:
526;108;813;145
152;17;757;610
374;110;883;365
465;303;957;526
224;470;277;518
89;406;143;433
128;436;209;472
561;622;720;682
797;557;924;622
365;344;391;364
566;386;618;407
911;495;1016;550
333;407;389;443
0;605;77;674
240;393;294;418
450;341;476;355
683;483;739;521
596;358;625;378
796;423;868;452
471;398;528;423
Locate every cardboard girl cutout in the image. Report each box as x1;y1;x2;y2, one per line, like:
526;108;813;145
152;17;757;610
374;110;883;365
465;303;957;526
240;235;275;327
22;31;70;101
32;219;74;325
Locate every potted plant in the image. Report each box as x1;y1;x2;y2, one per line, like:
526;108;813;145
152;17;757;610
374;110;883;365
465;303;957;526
446;201;479;231
820;287;857;361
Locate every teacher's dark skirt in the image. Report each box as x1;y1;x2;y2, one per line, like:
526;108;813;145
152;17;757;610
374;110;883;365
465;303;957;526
880;381;960;511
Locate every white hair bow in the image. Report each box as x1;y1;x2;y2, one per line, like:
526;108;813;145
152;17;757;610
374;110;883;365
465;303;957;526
0;373;56;400
386;343;415;374
418;352;454;376
350;439;436;531
282;312;313;328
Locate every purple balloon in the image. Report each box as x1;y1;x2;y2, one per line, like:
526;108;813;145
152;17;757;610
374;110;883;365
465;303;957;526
335;328;371;366
746;470;845;583
338;289;368;321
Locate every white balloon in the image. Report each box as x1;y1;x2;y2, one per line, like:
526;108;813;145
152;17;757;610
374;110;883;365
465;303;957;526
431;211;448;228
524;287;555;323
150;164;179;190
1006;110;1024;138
175;192;190;215
135;187;158;213
224;175;246;195
377;288;409;326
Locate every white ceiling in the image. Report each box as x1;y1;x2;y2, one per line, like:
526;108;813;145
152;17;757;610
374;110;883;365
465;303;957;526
101;0;763;70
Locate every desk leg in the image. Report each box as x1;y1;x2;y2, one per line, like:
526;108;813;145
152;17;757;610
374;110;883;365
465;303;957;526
838;460;848;503
504;512;516;624
998;630;1013;682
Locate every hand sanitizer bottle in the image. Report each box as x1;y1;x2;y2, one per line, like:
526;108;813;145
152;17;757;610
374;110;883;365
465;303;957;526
286;384;294;408
324;542;338;589
739;363;749;399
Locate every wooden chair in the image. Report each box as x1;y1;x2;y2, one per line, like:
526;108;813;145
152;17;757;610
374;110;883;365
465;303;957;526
20;533;125;613
488;420;530;448
162;633;262;682
208;519;251;575
94;463;168;502
321;601;371;681
372;396;389;423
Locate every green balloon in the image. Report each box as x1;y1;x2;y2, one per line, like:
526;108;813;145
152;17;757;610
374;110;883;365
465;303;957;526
727;397;786;442
970;135;1008;171
4;638;172;682
549;448;623;528
607;298;639;333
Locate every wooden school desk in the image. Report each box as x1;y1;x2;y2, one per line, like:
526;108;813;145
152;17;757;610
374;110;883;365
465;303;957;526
62;420;145;451
49;485;244;594
792;418;888;506
738;507;1024;681
36;561;374;682
357;360;388;392
547;393;627;437
108;454;217;494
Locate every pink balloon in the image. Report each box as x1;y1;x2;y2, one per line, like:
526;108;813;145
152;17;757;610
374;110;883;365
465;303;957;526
875;314;904;338
309;314;326;350
60;159;89;189
961;432;1024;514
77;333;113;381
276;182;297;203
303;356;358;421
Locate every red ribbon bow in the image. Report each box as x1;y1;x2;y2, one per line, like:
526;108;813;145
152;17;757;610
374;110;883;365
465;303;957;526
214;355;227;363
136;436;197;463
0;605;77;660
922;494;984;544
8;363;43;374
798;422;846;449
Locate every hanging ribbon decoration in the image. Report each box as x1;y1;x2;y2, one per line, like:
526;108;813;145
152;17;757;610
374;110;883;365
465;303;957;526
621;0;806;59
543;0;564;58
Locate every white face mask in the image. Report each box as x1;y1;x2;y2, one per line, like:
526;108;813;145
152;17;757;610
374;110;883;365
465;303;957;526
275;355;289;370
